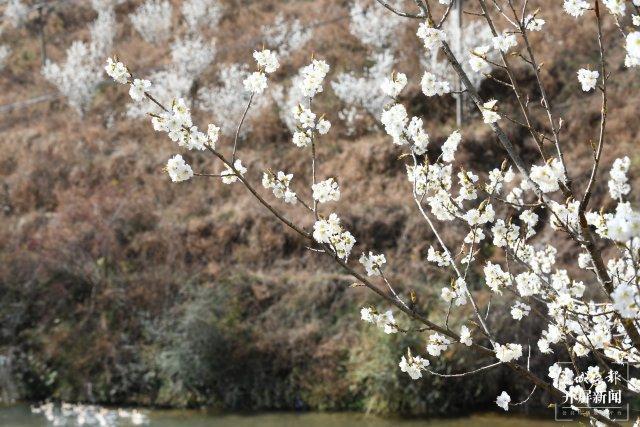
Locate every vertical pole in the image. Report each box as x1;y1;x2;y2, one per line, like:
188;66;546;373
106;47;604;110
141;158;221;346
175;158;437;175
38;6;47;65
455;0;463;127
190;79;199;110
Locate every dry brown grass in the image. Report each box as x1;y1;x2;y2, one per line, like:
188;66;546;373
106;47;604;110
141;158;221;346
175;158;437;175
0;0;639;411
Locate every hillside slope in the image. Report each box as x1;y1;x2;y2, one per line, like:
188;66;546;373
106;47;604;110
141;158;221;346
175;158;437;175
1;0;639;415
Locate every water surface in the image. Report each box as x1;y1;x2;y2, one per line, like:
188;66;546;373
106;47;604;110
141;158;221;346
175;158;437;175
0;404;581;426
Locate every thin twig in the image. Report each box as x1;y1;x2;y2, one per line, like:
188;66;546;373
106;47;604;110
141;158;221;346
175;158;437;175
231;94;254;162
427;361;502;377
374;0;424;18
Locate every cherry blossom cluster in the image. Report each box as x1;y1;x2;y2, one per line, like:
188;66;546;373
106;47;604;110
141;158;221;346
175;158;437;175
171;36;216;81
262;171;297;204
181;0;223;31
42;2;117;115
297;59;330;98
312;178;340;203
198;63;269;135
349;0;403;49
529;159;567;193
577;68;599;91
360;307;398;334
421;17;495;98
4;0;28;28
380;100;432;154
362;5;640;421
102;2;640;424
221;160;247;184
331;51;395;133
331;1;402;133
609;156;631;199
260;13;313;60
313;213;356;260
359;252;386;276
129;0;173;44
292;103;331;147
399;350;430;380
243;50;279;91
426;332;451;356
105;49;281;188
167;154;194;183
43;41;105;115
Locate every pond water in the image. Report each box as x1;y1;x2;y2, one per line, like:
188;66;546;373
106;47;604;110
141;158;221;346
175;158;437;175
0;404;580;427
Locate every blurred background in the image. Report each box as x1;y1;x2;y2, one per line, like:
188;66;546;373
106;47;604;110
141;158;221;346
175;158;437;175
0;0;638;425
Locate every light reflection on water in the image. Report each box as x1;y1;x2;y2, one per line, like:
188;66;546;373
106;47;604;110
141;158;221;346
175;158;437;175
0;404;582;427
